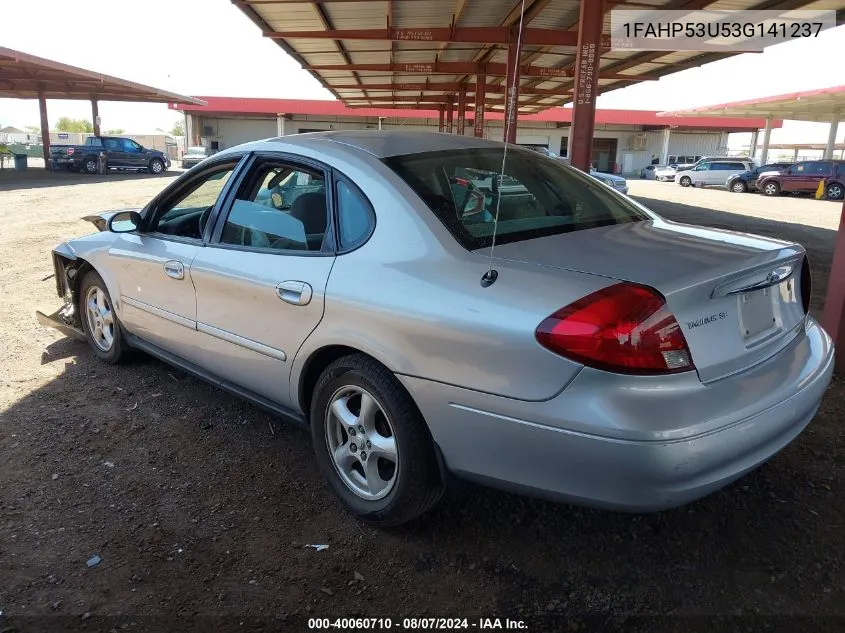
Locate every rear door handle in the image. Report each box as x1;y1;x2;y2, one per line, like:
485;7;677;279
163;260;184;280
276;280;312;306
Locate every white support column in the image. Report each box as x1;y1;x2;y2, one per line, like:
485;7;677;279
566;127;573;160
276;113;285;136
760;116;773;165
824;111;840;160
659;127;671;165
378;116;385;130
794;147;800;162
749;129;759;159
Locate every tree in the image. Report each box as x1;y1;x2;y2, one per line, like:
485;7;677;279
170;120;185;137
105;128;125;134
55;117;94;133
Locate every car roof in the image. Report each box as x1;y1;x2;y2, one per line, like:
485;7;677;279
220;130;509;159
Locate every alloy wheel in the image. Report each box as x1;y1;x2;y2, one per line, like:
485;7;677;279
324;386;398;501
85;286;114;351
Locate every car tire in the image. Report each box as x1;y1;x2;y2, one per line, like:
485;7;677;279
79;270;128;364
679;176;691;187
730;180;748;193
148;158;165;175
826;182;844;200
310;354;444;527
761;181;780;196
83;158;99;174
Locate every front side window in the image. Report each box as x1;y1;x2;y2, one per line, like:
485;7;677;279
219;162;327;252
103;138;122;151
694;162;710;171
150;162;237;239
792;162;809;174
383;147;648;251
123;139;141;153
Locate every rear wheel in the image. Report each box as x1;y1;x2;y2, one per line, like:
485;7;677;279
79;270;128;364
826;182;844;200
730;180;748;193
310;354;443;527
679;176;691;187
148;158;165;175
83;158;99;174
761;181;780;196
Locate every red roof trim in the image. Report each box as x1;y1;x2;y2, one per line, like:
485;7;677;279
169;96;775;130
659;84;845;116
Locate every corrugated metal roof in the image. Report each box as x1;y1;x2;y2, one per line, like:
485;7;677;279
235;0;845;112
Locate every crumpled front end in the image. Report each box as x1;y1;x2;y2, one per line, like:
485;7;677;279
35;243;86;341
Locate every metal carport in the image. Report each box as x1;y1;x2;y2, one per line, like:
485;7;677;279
232;0;845;172
0;46;205;168
662;85;845;371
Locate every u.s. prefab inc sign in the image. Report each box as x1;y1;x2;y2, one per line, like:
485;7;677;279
609;9;836;52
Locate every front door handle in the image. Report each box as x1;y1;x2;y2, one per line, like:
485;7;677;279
276;280;312;306
163;260;184;280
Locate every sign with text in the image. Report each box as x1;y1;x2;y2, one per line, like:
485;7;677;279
609;9;836;51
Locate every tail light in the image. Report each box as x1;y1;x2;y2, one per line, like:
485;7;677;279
535;282;694;375
800;255;812;314
67;148;75;155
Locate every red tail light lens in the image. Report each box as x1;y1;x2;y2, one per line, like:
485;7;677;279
67;148;75;155
535;282;695;375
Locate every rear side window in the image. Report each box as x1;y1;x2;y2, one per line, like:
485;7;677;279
383;147;648;251
335;180;374;250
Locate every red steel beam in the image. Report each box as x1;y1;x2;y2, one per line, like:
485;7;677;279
570;0;604;172
474;71;486;138
823;200;845;372
38;89;51;169
332;81;572;96
266;27;612;47
438;106;445;132
346;95;508;104
307;62;651;80
457;86;467;135
446;94;454;133
503;23;522;144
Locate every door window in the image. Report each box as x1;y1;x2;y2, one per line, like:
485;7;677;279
103;138;122;151
150;162;238;240
123;139;142;153
219;161;328;252
808;161;832;174
791;163;810;174
694;162;710;171
336;180;374;250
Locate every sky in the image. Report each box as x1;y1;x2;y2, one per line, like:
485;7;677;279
1;0;842;148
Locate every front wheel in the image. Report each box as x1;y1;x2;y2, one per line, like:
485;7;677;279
310;354;444;527
79;270;128;364
148;158;164;174
730;180;747;193
679;176;691;187
761;181;780;196
826;182;844;200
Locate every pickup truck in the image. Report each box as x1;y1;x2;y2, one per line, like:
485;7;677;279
50;136;170;175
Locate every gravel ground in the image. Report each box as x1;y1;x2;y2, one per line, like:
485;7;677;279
0;171;842;632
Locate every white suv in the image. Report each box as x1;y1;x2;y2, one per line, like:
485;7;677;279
676;159;755;188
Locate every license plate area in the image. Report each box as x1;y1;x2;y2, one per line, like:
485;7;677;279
739;285;778;341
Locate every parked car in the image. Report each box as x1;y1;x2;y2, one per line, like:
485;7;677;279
522;145;630;194
50;136;170;175
726;162;793;193
37;131;833;526
757;160;845;199
641;164;676;181
181;146;210;169
676;159;755;188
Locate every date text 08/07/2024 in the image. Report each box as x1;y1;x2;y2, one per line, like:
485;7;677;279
307;618;528;630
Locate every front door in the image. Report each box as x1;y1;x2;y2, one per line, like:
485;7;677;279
781;162;813;192
108;158;243;361
122;138;147;169
189;156;335;408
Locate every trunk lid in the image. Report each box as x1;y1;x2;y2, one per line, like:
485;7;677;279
481;219;807;383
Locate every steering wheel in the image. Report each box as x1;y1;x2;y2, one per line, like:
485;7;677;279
198;206;213;238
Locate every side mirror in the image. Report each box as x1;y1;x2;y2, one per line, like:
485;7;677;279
108;210;142;233
460;189;487;218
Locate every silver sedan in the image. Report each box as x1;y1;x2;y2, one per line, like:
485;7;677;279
38;131;834;526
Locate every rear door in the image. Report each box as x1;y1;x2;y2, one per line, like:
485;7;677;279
108;157;244;362
807;161;833;192
102;137;127;167
188;154;337;408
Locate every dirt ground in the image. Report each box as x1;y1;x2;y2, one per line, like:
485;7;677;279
0;170;843;632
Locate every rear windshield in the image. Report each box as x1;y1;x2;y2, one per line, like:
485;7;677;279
383;147;648;250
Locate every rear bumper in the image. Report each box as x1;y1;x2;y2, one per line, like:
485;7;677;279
399;317;834;511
